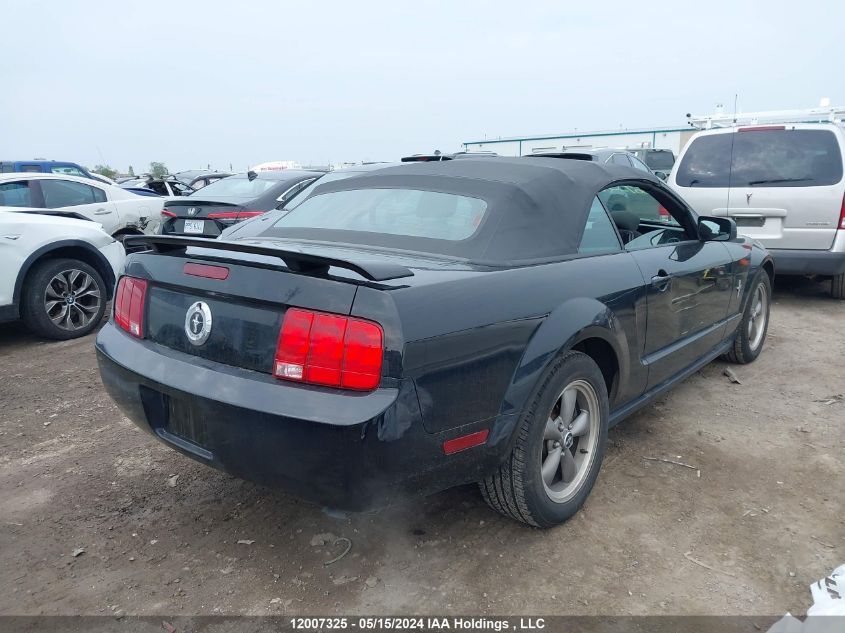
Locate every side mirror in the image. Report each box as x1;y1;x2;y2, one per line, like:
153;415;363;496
698;216;736;242
654;171;668;181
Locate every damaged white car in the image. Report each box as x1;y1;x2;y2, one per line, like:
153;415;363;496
0;173;159;239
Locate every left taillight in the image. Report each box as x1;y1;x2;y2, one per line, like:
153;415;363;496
114;276;148;338
273;308;384;391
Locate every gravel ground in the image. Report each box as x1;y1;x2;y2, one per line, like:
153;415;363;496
0;277;842;617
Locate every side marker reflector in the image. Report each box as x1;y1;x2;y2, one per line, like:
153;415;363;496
443;430;490;455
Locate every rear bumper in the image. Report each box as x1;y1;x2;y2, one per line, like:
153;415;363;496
95;323;505;510
769;247;845;276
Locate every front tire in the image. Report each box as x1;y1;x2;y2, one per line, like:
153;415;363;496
724;272;771;364
480;351;609;528
20;258;107;340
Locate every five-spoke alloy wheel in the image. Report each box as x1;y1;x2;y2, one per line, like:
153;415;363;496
724;272;772;364
481;350;609;527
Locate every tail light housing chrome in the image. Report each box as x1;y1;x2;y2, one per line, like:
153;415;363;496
274;308;383;391
114;276;148;338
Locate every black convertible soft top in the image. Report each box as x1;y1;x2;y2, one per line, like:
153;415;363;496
259;157;658;265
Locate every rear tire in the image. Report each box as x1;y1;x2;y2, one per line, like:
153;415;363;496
833;273;845;300
724;272;771;364
20;258;107;340
480;351;609;528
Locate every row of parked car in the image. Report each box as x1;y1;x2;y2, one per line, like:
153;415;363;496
2;118;845;341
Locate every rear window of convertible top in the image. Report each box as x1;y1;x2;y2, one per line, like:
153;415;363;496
270;188;488;243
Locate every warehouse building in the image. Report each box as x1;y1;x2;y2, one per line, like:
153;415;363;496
462;125;696;157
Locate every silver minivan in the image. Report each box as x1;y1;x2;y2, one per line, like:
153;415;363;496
670;123;845;298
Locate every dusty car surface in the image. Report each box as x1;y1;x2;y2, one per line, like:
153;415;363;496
96;158;773;527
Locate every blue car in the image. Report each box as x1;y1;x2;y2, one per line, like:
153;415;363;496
1;160;94;180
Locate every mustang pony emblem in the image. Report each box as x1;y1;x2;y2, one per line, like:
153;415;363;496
184;301;212;345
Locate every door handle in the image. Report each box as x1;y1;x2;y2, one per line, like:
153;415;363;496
94;208;111;215
651;269;672;291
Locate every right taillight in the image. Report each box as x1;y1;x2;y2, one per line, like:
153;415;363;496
274;308;383;391
114;276;148;338
839;193;845;230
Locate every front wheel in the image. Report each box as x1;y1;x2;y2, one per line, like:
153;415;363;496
20;258;107;340
724;272;771;364
480;351;609;527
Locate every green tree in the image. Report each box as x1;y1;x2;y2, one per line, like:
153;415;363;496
128;165;135;176
92;164;118;180
149;162;168;178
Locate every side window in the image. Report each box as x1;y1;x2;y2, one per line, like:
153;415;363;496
598;185;695;250
629;156;652;173
92;186;107;203
0;180;34;207
20;165;43;173
41;179;98;208
51;165;86;177
611;153;632;167
277;178;316;206
578;197;622;254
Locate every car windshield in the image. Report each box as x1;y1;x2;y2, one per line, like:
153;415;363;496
192;175;280;198
271;188;488;242
676;129;843;187
642;152;675;171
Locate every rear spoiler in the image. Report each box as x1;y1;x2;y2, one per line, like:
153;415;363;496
122;235;414;282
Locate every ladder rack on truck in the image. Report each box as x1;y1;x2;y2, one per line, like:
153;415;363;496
686;105;845;130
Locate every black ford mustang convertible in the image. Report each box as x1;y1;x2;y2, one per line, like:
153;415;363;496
98;158;773;527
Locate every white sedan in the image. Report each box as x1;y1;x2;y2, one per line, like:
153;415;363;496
0;210;124;339
0;172;161;238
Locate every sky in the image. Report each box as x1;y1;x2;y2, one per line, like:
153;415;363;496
1;0;843;173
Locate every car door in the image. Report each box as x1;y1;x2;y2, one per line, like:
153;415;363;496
600;182;735;388
37;179;119;233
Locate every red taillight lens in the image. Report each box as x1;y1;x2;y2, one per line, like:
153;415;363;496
183;262;229;280
658;204;671;220
839;193;845;230
274;308;383;391
114;276;148;338
161;210;176;217
342;319;384;389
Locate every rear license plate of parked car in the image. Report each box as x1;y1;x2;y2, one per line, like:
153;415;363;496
183;219;205;234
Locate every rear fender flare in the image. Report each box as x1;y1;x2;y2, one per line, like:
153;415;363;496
490;297;629;448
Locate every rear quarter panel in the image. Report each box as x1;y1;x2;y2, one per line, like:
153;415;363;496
387;253;648;434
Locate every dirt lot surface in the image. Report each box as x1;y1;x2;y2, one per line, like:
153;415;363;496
1;278;842;617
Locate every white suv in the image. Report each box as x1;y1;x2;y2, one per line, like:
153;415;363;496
669;123;845;298
0;210;124;339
